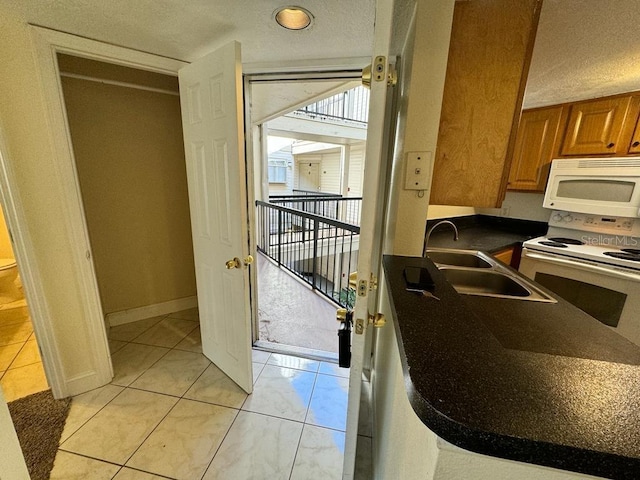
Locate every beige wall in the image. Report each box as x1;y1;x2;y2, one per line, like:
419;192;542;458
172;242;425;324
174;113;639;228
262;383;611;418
59;56;196;314
0;9;104;390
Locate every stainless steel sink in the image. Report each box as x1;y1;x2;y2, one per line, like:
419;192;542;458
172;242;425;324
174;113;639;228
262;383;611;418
426;249;492;268
439;268;530;297
426;248;556;303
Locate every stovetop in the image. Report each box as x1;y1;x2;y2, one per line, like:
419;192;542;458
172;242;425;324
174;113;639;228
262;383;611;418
523;211;640;272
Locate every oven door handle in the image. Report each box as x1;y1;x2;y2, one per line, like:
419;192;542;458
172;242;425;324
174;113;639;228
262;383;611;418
523;250;640;282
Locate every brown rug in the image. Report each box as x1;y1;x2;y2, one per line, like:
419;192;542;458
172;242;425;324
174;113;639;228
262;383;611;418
8;390;71;480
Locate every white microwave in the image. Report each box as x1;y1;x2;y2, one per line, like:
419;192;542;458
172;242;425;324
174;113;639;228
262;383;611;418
543;158;640;218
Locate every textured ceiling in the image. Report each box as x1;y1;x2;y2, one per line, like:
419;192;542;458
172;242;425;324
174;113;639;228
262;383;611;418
523;0;640;108
5;0;638;108
4;0;376;64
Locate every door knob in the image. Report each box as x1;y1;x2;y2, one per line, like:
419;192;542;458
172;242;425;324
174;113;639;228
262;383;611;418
225;257;241;269
243;255;254;268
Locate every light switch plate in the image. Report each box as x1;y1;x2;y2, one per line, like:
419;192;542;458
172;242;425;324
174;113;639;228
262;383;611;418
404;151;432;190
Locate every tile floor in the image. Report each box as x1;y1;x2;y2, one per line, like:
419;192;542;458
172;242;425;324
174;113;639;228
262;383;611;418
51;308;373;480
0;302;49;402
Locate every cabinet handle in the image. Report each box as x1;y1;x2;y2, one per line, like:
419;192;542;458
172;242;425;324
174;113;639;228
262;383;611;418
633;141;640;147
606;142;615;148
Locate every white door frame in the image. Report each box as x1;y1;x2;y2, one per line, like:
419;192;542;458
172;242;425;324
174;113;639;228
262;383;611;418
25;26;188;396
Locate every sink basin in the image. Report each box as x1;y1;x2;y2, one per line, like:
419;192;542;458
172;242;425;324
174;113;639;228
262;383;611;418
440;268;529;297
426;248;556;302
427;249;493;268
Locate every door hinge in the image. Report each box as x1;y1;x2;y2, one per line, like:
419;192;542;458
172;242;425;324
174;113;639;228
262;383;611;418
362;56;397;88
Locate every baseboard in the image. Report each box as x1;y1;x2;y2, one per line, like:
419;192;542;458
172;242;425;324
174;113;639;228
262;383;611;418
107;296;198;327
61;370;111;398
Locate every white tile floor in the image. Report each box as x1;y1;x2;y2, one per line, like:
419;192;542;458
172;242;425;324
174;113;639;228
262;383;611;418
52;309;372;480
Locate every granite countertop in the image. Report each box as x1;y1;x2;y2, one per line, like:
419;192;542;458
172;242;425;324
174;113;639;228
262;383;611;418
383;254;640;480
425;215;547;252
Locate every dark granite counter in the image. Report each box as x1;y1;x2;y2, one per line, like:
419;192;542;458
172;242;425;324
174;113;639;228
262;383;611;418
425;215;547;253
383;254;640;480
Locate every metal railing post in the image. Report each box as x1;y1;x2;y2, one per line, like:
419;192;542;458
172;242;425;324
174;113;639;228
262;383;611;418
277;209;282;267
311;218;319;291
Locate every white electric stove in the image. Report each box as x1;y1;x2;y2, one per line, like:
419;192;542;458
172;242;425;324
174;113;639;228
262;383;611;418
520;210;640;345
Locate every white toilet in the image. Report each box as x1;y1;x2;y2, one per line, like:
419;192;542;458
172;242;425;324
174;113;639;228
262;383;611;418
0;258;21;304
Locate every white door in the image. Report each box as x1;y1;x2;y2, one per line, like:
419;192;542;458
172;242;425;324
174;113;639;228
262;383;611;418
299;162;320;191
179;41;253;394
343;0;395;477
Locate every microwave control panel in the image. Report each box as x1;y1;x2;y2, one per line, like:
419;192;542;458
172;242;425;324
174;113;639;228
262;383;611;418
548;211;639;235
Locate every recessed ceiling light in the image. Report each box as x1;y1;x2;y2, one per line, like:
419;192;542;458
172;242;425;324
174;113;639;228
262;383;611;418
274;6;313;30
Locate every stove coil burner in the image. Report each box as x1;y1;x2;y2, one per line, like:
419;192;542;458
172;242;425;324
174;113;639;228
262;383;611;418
603;251;640;262
547;237;585;246
539;241;568;248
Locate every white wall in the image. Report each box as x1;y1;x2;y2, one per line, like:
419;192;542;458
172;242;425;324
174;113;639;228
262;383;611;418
347;144;366;197
267;148;294;195
428;193;551;223
373;278;440;480
477;191;550;223
320;150;342;194
384;0;455;256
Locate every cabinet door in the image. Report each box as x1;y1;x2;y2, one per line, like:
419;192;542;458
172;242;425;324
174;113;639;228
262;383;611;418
560;97;632;156
492;247;514;265
629;116;640;154
508;106;562;192
430;0;542;208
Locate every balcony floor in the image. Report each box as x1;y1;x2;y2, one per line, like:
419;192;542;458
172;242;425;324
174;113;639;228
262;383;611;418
257;252;338;354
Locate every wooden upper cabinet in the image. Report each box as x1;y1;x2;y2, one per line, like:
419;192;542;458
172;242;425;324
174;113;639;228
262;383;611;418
508;106;563;192
430;0;542;208
629;114;640;154
560;96;633;156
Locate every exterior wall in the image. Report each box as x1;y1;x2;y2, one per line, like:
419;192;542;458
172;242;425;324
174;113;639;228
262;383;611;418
267;149;294;195
319;150;342;194
60;55;197;315
294;154;321;191
347;143;366;197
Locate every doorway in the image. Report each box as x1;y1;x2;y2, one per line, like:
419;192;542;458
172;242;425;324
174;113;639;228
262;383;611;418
249;81;369;358
298;163;320;191
0;207;48;402
54;52;201;382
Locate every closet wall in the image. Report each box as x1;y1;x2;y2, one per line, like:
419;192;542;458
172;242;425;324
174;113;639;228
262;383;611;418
58;54;196;317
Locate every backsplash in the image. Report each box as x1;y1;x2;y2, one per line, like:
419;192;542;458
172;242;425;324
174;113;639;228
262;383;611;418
429;192;551;223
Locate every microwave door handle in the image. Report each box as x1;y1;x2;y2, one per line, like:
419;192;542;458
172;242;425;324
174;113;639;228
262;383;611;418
523;251;640;282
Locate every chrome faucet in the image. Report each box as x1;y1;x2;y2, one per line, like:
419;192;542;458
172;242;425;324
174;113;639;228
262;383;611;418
423;220;459;257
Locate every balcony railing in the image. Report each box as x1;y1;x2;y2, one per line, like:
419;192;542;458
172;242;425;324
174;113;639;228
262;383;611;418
256;200;360;309
290;86;370;126
268;195;363;227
